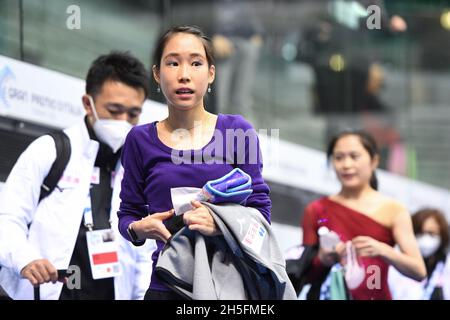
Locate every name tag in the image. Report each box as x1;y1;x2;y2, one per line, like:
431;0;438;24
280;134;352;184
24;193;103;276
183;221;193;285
242;219;266;255
86;229;121;279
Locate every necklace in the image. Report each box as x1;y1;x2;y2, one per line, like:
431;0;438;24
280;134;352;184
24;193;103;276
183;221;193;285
163;114;209;132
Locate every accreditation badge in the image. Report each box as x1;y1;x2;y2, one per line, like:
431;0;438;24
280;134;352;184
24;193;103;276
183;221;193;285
86;229;122;279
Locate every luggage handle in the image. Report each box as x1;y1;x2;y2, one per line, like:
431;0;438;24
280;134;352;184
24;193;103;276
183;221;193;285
33;269;68;300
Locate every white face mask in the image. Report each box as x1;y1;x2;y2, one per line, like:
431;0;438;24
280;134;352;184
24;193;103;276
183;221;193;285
416;234;441;258
88;96;133;153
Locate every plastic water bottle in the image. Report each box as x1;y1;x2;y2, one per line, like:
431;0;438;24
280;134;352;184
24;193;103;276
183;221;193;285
318;226;340;250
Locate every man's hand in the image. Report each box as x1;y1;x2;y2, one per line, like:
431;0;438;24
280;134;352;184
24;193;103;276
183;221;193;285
20;259;59;287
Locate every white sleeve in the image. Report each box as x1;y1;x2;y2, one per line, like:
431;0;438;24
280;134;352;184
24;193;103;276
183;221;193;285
0;135;56;275
443;254;450;300
131;240;157;300
388;265;424;300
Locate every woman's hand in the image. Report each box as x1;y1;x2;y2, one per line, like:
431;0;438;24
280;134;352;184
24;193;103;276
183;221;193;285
318;241;346;267
132;209;174;243
352;236;389;258
183;201;221;236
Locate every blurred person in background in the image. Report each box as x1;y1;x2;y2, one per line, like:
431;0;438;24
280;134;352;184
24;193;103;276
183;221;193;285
389;208;450;300
300;130;425;300
297;0;408;174
211;0;264;121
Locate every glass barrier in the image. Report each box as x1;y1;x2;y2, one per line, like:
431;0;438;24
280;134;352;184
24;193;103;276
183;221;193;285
1;0;449;189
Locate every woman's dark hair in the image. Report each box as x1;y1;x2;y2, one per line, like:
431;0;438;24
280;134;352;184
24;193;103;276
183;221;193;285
412;208;449;255
326;130;379;190
152;25;215;70
86;51;150;99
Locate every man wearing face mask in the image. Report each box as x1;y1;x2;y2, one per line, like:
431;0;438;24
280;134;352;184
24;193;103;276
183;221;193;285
0;52;155;300
388;208;450;300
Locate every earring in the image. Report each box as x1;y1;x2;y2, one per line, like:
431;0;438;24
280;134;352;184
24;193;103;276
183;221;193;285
207;85;211;93
156;85;161;93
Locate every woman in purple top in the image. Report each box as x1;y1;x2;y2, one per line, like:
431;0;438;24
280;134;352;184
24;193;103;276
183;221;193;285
118;25;271;300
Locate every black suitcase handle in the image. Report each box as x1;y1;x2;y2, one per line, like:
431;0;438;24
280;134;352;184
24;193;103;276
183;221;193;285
33;269;68;300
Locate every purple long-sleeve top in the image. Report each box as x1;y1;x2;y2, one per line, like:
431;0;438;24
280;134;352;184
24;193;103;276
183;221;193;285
118;113;271;291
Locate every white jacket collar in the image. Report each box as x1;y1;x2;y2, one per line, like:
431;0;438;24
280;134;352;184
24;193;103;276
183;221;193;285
64;117;99;159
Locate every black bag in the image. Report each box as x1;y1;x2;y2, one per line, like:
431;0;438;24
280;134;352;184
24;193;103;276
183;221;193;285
38;131;71;202
285;245;319;296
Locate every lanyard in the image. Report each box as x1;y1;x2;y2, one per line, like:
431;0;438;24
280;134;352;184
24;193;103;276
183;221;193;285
83;192;94;231
82;191;113;231
83;165;120;231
